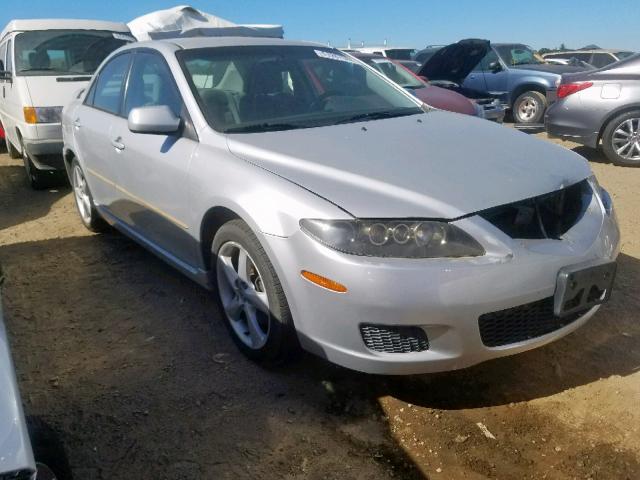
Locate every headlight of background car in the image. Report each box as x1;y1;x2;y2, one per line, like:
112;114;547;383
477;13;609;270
300;219;485;258
23;106;64;124
588;175;614;216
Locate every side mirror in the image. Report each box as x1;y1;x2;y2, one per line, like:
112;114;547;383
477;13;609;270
128;105;181;135
488;61;502;73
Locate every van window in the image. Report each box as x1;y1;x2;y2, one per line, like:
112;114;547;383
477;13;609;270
5;39;13;73
90;53;132;115
14;29;131;76
0;42;6;71
124;52;183;117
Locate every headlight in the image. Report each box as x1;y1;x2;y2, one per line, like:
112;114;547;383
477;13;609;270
300;219;485;258
588;175;614;216
23;106;64;124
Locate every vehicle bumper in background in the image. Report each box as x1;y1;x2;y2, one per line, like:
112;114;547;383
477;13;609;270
482;102;506;123
262;202;620;375
545;103;600;148
20;122;65;170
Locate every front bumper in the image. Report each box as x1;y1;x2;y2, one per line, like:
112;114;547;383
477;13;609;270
20;122;65;171
262;197;620;375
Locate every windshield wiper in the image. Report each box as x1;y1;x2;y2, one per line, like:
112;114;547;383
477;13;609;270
225;122;309;133
335;109;420;125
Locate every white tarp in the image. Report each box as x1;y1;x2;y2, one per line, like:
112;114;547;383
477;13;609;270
128;5;283;41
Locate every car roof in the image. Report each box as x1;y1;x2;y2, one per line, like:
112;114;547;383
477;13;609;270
1;19;130;41
543;49;631;55
166;36;323;50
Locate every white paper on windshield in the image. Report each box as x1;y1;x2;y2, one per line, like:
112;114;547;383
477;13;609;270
314;50;353;62
371;58;392;64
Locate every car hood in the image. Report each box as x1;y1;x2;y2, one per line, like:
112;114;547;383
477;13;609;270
24;75;91;107
226;111;592;219
410;85;476;115
417;39;490;84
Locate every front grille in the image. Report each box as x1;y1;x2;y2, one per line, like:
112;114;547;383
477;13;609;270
360;324;429;353
479;180;592;239
479;297;586;347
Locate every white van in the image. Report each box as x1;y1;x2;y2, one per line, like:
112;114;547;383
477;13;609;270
0;19;134;188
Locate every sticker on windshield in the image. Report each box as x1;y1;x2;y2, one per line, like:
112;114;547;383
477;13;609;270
314;50;353;63
371;58;392;64
113;33;135;41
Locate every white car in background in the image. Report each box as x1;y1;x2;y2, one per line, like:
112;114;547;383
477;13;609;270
0;19;133;189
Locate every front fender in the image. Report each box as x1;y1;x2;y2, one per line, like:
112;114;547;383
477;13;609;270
189;141;350;240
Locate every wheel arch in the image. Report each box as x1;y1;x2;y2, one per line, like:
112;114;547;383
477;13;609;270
597;104;640;145
511;82;547;107
199;206;242;271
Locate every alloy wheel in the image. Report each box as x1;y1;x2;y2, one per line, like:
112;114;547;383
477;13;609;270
216;241;271;350
72;165;92;224
612;118;640;162
517;98;538;122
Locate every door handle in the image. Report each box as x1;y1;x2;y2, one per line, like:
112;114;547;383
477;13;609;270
111;137;125;151
73;118;81;129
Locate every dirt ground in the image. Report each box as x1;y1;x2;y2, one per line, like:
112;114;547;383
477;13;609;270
0;132;639;480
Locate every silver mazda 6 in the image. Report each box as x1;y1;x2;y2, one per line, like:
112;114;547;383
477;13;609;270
62;37;620;374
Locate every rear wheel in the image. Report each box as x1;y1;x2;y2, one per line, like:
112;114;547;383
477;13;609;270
513;90;546;124
212;219;298;364
70;158;106;231
602;110;640;167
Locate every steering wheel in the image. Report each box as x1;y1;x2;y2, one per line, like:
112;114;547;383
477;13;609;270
310;90;344;111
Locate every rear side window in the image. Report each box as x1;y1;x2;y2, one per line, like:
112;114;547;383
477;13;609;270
0;42;6;71
590;53;614;68
124;52;182;117
90;53;131;115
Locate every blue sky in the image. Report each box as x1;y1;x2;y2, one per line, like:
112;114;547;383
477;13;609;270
2;0;639;51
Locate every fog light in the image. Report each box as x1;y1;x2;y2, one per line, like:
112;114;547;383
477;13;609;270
301;270;347;293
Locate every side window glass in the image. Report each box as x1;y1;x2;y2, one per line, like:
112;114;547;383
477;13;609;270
0;42;6;71
124;53;182;117
5;39;13;73
590;53;612;68
92;53;131;115
479;50;499;71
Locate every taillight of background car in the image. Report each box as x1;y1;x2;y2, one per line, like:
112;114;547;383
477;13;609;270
557;82;594;99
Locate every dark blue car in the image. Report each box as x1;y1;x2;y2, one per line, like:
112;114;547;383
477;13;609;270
417;39;588;124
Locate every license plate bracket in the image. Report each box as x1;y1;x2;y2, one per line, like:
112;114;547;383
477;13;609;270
554;261;616;317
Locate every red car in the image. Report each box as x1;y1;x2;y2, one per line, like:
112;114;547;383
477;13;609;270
351;52;480;117
0;124;4;140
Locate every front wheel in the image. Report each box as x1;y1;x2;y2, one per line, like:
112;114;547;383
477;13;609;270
513;90;546;124
21;141;50;190
212;219;298;364
602;110;640;167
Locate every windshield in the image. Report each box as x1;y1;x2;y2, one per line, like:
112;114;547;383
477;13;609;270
179;46;422;134
384;49;417;60
15;30;132;76
362;57;424;89
495;45;542;66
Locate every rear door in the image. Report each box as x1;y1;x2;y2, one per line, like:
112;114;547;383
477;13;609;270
111;50;199;266
74;52;132;208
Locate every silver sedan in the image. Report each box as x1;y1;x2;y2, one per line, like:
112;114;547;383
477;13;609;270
62;37;620;375
546;54;640;167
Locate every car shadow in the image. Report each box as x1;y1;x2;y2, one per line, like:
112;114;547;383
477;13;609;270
571;145;611;164
0;159;69;232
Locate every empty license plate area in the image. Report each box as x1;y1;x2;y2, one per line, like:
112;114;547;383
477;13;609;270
554;261;617;317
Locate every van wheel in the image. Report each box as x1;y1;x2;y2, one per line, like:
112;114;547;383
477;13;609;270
513;91;546;124
212;219;298;364
602;110;640;167
27;416;73;480
5;137;20;159
20;140;49;190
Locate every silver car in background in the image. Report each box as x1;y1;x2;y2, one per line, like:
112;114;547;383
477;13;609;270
62;37;619;375
546;54;640;167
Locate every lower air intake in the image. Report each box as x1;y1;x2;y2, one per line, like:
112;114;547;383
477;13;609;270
360;324;429;353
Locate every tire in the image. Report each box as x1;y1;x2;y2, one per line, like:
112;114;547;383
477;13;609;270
70;158;106;231
20;139;51;190
27;416;73;480
4;132;20;158
513;90;547;124
601;110;640;167
212;219;298;364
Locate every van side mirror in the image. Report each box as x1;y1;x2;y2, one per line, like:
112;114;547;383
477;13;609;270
128;105;181;135
488;61;502;73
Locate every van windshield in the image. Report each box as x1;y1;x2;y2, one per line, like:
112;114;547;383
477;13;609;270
179;45;422;134
14;30;132;76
